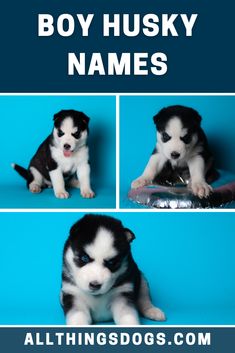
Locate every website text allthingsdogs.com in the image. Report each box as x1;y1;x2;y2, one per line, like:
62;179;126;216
24;331;211;347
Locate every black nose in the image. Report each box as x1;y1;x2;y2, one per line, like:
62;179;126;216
64;144;71;150
89;281;102;291
171;151;180;159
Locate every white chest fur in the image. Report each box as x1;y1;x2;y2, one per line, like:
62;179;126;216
82;293;114;322
50;145;89;174
63;281;133;323
74;283;132;322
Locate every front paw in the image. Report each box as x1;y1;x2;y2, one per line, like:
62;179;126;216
81;189;95;198
189;181;213;199
131;177;151;189
66;317;90;325
66;312;91;325
118;314;140;325
55;190;70;199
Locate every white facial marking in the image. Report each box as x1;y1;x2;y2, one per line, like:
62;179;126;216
64;228;122;296
157;116;192;163
61;117;78;134
85;227;117;261
166;116;187;136
53;116;87;153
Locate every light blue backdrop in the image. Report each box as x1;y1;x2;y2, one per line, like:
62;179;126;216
120;96;235;208
0;212;234;325
0;95;116;208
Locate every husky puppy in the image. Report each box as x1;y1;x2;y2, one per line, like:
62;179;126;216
61;214;165;325
131;105;218;198
12;109;94;199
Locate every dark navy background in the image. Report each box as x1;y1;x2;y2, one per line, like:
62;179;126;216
0;0;234;92
0;327;235;353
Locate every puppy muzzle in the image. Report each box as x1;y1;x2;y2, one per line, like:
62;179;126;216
63;144;73;157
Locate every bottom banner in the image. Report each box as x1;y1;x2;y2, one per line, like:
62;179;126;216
0;326;234;353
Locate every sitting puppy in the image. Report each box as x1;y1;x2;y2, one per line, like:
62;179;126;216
61;214;165;325
131;105;218;199
12;109;94;199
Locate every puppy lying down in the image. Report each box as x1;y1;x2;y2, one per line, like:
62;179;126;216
61;214;165;325
132;105;218;199
12;109;94;199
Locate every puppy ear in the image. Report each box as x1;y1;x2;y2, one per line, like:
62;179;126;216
69;220;80;236
53;110;63;121
79;112;90;125
153;107;166;126
192;110;202;126
153;113;159;125
124;228;135;242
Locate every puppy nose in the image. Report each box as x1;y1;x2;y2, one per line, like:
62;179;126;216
64;143;71;150
171;151;180;159
89;281;102;291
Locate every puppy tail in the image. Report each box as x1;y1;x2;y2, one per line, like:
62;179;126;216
137;274;166;322
11;163;29;180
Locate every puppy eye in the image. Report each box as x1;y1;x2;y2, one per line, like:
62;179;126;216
105;259;115;266
180;133;191;144
162;132;171;143
72;131;81;139
57;129;64;137
104;257;120;271
74;252;93;267
80;253;91;265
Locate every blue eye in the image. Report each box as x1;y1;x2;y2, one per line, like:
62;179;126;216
80;254;90;264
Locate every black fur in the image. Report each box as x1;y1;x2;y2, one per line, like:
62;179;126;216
54;110;89;134
153;105;202;132
13;164;31;181
62;294;74;315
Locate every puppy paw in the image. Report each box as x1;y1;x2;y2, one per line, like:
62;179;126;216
29;183;41;194
81;189;95;198
144;307;166;321
66;312;91;326
55;191;70;199
118;314;140;325
66;317;90;325
189;181;213;199
131;177;151;189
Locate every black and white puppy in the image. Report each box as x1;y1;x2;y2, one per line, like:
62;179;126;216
61;214;165;325
131;105;218;198
12;109;94;199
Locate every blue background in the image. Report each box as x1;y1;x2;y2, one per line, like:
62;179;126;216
0;212;234;325
0;0;235;92
120;95;235;208
0;95;116;208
